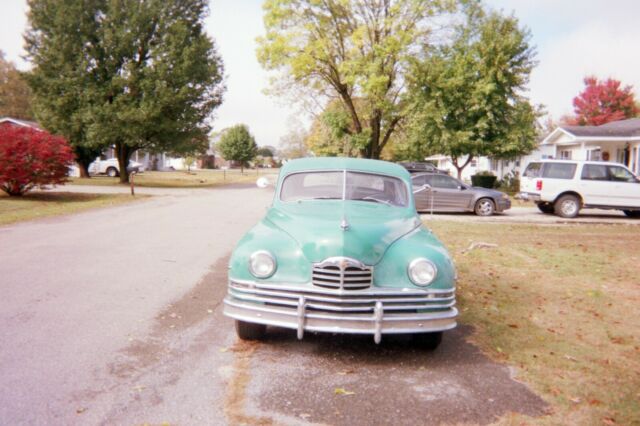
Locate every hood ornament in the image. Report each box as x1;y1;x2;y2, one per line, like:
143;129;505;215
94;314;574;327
340;216;350;231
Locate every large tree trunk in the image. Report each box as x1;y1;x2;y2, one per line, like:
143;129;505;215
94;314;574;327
73;146;101;179
77;162;91;178
116;142;133;183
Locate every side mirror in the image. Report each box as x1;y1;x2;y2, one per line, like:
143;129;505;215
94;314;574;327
256;177;271;188
413;183;431;194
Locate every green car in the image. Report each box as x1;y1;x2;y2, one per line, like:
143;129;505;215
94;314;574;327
223;157;457;349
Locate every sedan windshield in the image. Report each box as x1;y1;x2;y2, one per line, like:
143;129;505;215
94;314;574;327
280;171;409;207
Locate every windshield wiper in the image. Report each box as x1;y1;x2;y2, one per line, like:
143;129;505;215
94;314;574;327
309;196;340;200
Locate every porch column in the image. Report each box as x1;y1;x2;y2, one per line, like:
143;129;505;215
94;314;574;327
580;142;586;160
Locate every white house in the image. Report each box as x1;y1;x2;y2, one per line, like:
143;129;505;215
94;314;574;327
539;118;640;175
426;118;640;181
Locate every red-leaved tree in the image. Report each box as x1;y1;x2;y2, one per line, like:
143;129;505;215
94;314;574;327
0;125;74;196
570;76;639;126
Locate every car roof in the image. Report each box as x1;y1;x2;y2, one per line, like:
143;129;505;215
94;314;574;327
281;157;411;180
530;159;629;167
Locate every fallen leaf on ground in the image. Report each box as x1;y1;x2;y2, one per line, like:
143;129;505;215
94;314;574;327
76;407;87;414
219;347;229;353
337;369;354;375
207;309;213;314
334;388;355;396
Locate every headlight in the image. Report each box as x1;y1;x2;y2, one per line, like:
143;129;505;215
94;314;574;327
249;250;276;278
408;258;437;286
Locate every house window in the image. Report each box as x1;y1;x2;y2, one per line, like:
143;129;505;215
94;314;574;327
586;149;601;161
559;150;572;160
490;159;499;171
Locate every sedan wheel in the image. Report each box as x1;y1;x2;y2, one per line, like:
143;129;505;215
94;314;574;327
554;194;580;218
474;198;495;216
106;167;119;177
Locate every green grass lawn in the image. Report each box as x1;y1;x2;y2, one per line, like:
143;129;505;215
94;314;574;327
69;169;279;188
428;220;640;425
0;192;147;226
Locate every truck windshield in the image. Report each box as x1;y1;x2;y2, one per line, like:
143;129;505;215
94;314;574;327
280;171;409;207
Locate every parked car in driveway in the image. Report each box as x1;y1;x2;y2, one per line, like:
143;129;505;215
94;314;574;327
88;158;144;177
519;160;640;218
223;157;458;349
398;161;449;175
411;173;511;216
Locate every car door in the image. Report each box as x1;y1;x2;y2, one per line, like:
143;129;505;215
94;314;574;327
607;165;640;207
430;175;472;211
579;164;610;205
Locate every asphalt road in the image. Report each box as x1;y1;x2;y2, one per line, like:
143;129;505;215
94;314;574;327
1;185;547;425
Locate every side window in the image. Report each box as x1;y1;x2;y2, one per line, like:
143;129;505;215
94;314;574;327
524;162;542;178
430;175;459;189
542;163;577;179
411;175;425;187
608;166;636;182
581;164;608;181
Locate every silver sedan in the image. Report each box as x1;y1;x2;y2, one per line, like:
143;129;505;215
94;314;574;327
412;173;511;216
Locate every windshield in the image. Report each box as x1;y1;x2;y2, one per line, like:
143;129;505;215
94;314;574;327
280;171;409;207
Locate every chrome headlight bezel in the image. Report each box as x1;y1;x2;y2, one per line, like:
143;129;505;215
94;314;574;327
248;250;277;279
407;258;438;286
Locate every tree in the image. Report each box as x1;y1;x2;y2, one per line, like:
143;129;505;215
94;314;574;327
279;128;309;160
257;0;457;159
217;125;257;172
256;147;274;157
570;76;638;126
0;51;34;121
25;0;225;183
0;125;74;196
406;6;539;178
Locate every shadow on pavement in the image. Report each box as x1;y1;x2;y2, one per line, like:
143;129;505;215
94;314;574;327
247;324;548;425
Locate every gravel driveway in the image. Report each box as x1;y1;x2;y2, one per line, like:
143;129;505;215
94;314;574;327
1;185;547;425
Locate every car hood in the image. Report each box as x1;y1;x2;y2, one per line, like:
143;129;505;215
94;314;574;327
265;201;421;265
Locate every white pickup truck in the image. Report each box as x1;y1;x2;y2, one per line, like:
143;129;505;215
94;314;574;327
519;160;640;218
88;158;144;177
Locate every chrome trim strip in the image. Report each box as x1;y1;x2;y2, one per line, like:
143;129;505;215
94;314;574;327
230;285;455;304
230;278;456;296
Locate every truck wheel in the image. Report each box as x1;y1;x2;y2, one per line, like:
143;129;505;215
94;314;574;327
106;167;119;177
235;320;266;341
554;194;580;218
413;332;443;350
474;198;495;216
536;202;554;214
623;210;640;218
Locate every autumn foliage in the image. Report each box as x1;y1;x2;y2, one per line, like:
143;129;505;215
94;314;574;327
0;125;74;196
570;76;639;126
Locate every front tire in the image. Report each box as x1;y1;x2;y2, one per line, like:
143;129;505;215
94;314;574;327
536;202;554;214
106;167;119;177
623;210;640;218
474;198;495;216
235;320;266;341
554;194;581;218
413;332;443;350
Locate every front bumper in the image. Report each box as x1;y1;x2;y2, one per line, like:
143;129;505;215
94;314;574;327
223;279;457;344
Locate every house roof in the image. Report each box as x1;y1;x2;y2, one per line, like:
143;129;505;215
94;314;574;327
561;118;640;138
543;118;640;144
0;117;42;130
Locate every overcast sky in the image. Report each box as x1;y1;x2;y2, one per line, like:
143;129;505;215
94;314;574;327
2;0;640;147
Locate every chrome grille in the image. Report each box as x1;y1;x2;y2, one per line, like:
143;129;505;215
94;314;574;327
312;257;372;290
